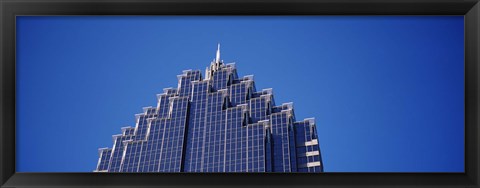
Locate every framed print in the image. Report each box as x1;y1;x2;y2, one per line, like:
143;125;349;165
1;0;479;188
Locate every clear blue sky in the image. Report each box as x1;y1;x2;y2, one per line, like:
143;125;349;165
16;16;464;172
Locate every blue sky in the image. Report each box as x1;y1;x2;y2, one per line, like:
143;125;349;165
16;16;464;172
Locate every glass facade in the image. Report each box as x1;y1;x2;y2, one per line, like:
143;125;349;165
95;49;323;172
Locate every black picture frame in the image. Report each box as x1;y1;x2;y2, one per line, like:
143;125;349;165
1;0;479;187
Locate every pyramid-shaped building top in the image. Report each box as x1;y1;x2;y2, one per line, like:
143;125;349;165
95;45;323;172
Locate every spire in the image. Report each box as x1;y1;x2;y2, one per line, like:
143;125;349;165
208;43;222;76
215;43;221;64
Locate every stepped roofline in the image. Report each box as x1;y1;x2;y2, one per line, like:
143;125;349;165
96;44;322;173
303;117;316;125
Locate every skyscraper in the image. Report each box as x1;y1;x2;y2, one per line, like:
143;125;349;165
95;45;323;172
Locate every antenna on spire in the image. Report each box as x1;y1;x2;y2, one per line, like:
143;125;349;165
216;43;221;64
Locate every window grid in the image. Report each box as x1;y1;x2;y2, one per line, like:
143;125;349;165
96;61;322;173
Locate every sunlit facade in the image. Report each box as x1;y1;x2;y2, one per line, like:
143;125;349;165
95;45;323;172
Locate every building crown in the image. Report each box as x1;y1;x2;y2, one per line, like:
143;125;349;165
206;43;224;80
